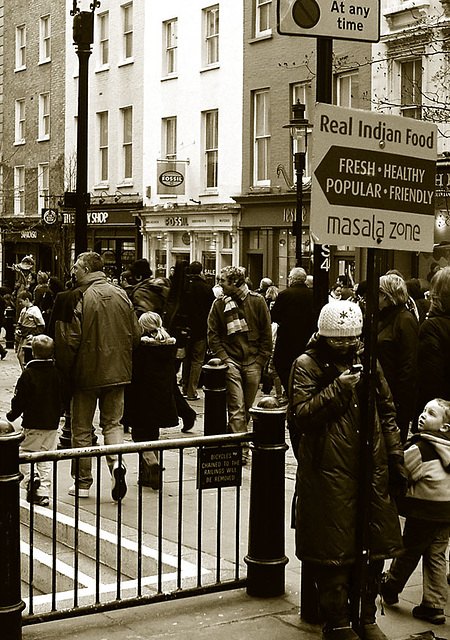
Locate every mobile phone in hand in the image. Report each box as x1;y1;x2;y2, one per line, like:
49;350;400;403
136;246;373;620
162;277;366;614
350;364;363;374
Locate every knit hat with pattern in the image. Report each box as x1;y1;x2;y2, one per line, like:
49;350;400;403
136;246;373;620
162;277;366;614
318;300;363;337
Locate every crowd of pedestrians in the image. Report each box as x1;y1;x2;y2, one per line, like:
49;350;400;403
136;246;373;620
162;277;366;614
1;252;450;635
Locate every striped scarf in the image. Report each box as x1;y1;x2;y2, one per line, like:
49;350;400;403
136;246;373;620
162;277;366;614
223;284;249;335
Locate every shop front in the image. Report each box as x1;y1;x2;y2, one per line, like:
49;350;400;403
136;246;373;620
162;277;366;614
1;221;68;290
139;204;240;287
61;199;143;281
234;191;360;290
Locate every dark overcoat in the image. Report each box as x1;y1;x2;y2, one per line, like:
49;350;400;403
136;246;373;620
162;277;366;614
290;336;403;566
271;283;314;374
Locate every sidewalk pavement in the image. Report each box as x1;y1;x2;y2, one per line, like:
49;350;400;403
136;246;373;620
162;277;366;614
0;350;448;640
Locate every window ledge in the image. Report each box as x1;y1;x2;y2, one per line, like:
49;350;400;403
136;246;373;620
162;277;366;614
161;74;178;82
249;31;273;43
118;58;134;68
14;140;25;146
93;183;110;191
117;182;134;189
199;190;219;196
95;64;110;74
14;66;26;73
200;63;220;73
37;136;50;143
38;58;51;66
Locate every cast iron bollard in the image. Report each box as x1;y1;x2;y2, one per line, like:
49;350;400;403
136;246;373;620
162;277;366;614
202;358;228;436
245;397;288;597
4;306;15;349
0;419;25;639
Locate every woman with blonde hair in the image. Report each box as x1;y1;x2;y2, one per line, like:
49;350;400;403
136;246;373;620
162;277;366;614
377;273;419;443
416;267;450;424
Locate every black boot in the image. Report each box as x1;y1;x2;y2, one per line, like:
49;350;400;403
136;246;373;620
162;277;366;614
139;459;161;490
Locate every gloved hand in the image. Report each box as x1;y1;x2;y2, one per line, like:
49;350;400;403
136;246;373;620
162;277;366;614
388;454;408;498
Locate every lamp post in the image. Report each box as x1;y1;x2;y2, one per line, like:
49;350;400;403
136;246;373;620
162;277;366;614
283;101;309;267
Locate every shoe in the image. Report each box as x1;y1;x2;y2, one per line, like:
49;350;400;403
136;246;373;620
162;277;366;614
68;485;90;498
140;464;161;490
412;605;445;625
111;462;127;501
363;624;389;640
380;573;399;605
1;350;7;360
186;395;199;401
181;413;196;432
26;476;41;503
323;627;359;640
33;496;50;507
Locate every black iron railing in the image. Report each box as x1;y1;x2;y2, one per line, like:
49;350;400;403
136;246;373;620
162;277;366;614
0;404;287;638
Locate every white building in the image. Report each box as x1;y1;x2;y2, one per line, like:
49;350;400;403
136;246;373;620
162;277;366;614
140;0;243;282
65;0;145;278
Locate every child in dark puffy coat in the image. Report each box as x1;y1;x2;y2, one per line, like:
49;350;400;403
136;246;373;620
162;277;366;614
122;311;178;489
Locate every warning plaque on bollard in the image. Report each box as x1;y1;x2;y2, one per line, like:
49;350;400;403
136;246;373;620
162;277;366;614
197;445;242;490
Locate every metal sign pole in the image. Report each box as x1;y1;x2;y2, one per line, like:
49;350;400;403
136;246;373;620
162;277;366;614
350;247;381;638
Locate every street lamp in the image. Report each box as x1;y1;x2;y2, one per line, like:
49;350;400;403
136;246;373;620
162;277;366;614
283;101;309;267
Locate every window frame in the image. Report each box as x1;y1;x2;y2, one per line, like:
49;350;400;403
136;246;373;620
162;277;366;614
203;5;219;67
163;18;177;76
15;99;26;144
15;25;26;71
255;0;272;37
98;11;109;67
253;89;270;186
38;93;50;141
98;111;109;183
162;116;177;159
38;163;49;214
39;15;51;63
121;106;133;181
14;166;25;215
204;109;218;189
400;58;423;119
334;71;359;109
122;2;133;61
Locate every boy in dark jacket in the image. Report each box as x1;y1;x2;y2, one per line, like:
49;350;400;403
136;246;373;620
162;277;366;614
7;334;69;505
381;397;450;625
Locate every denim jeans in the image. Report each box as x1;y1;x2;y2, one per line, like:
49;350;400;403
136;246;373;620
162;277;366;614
71;386;125;488
225;360;262;433
181;337;207;398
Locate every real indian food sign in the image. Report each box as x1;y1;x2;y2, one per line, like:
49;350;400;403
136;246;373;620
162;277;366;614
311;103;437;252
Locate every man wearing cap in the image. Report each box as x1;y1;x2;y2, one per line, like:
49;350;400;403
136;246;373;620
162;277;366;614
207;266;272;445
54;251;141;500
289;300;406;640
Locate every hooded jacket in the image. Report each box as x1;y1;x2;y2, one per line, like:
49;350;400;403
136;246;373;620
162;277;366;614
54;272;141;390
290;334;403;566
397;431;450;523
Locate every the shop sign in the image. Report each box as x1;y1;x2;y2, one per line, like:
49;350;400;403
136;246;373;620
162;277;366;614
157;161;186;195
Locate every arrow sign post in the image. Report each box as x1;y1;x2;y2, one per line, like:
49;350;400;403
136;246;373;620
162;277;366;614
311;104;437;252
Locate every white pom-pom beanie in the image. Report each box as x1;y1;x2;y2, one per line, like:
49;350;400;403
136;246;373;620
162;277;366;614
318;300;363;337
